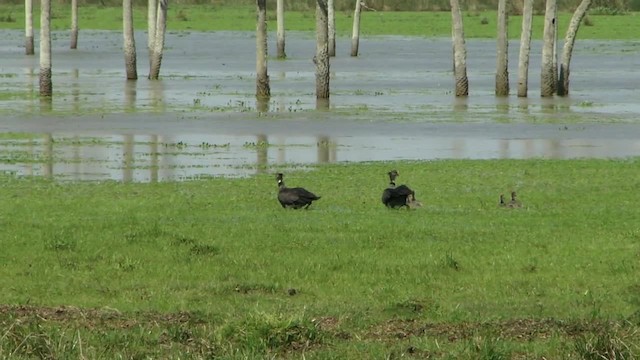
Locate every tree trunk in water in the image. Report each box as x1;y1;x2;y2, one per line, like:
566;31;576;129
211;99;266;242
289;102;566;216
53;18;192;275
315;0;330;99
148;0;157;68
39;0;52;97
276;0;285;58
25;0;34;55
541;0;557;97
328;0;336;57
450;0;468;97
558;0;591;96
149;0;167;80
70;0;78;49
256;0;270;99
350;0;361;57
517;0;533;97
495;0;509;96
123;0;137;80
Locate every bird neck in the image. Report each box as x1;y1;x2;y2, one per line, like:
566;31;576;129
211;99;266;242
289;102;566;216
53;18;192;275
389;181;396;188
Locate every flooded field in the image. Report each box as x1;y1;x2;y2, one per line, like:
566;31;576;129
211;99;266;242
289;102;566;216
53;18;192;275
1;30;639;181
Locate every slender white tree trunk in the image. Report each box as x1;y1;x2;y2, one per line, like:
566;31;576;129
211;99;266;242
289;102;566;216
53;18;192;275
450;0;468;96
256;0;270;98
25;0;34;55
39;0;52;97
148;0;157;68
517;0;533;97
276;0;285;58
558;0;592;96
495;0;509;96
149;0;168;79
350;0;362;57
70;0;78;49
316;0;330;99
328;0;336;57
123;0;138;80
541;0;557;97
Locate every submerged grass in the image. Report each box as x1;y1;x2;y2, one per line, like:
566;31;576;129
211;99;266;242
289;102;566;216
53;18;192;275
0;4;638;39
1;159;640;357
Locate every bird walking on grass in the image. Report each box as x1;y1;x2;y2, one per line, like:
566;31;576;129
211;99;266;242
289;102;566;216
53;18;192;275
382;170;420;209
276;173;321;209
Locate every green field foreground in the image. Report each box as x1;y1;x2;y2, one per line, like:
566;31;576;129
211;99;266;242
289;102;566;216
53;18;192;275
1;159;640;358
0;4;639;39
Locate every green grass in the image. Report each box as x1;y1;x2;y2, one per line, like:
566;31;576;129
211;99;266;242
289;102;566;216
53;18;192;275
1;159;640;358
0;4;638;39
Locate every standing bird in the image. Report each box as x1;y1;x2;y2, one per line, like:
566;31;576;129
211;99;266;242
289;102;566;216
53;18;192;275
499;192;522;208
508;191;522;208
382;170;419;209
276;173;321;209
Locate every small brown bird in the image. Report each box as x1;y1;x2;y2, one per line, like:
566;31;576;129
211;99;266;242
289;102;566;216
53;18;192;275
500;192;522;208
508;191;522;208
406;193;423;209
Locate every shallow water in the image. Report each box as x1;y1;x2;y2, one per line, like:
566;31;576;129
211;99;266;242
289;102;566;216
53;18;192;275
1;30;639;181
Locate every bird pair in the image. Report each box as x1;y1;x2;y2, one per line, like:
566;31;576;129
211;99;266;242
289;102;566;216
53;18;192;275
276;170;422;210
499;191;522;208
381;170;422;209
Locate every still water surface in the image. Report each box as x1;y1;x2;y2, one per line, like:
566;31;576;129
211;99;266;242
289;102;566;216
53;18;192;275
1;30;639;181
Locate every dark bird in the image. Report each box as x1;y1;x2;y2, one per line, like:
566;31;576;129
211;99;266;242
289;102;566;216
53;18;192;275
276;173;321;209
382;170;419;209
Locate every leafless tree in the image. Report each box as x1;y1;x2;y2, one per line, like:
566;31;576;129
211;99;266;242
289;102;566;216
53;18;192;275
148;0;157;68
256;0;270;99
39;0;52;97
123;0;138;80
495;0;509;96
276;0;286;58
517;0;534;97
25;0;34;55
70;0;78;49
558;0;592;96
149;0;168;79
328;0;336;57
315;0;330;99
541;0;557;97
350;0;362;57
450;0;468;96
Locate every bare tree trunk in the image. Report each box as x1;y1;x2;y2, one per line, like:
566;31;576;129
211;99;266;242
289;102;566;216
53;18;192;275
256;0;270;99
123;0;137;80
149;0;168;80
495;0;509;96
350;0;362;57
558;0;591;96
541;0;557;97
276;0;285;58
148;0;157;68
70;0;78;49
39;0;52;97
25;0;34;55
517;0;533;97
316;0;330;99
450;0;468;97
328;0;336;57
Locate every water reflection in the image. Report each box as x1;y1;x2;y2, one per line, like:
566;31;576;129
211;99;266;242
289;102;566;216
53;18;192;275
1;131;638;182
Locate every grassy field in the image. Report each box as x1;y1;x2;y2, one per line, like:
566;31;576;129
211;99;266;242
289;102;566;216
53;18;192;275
0;4;638;39
1;158;640;358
